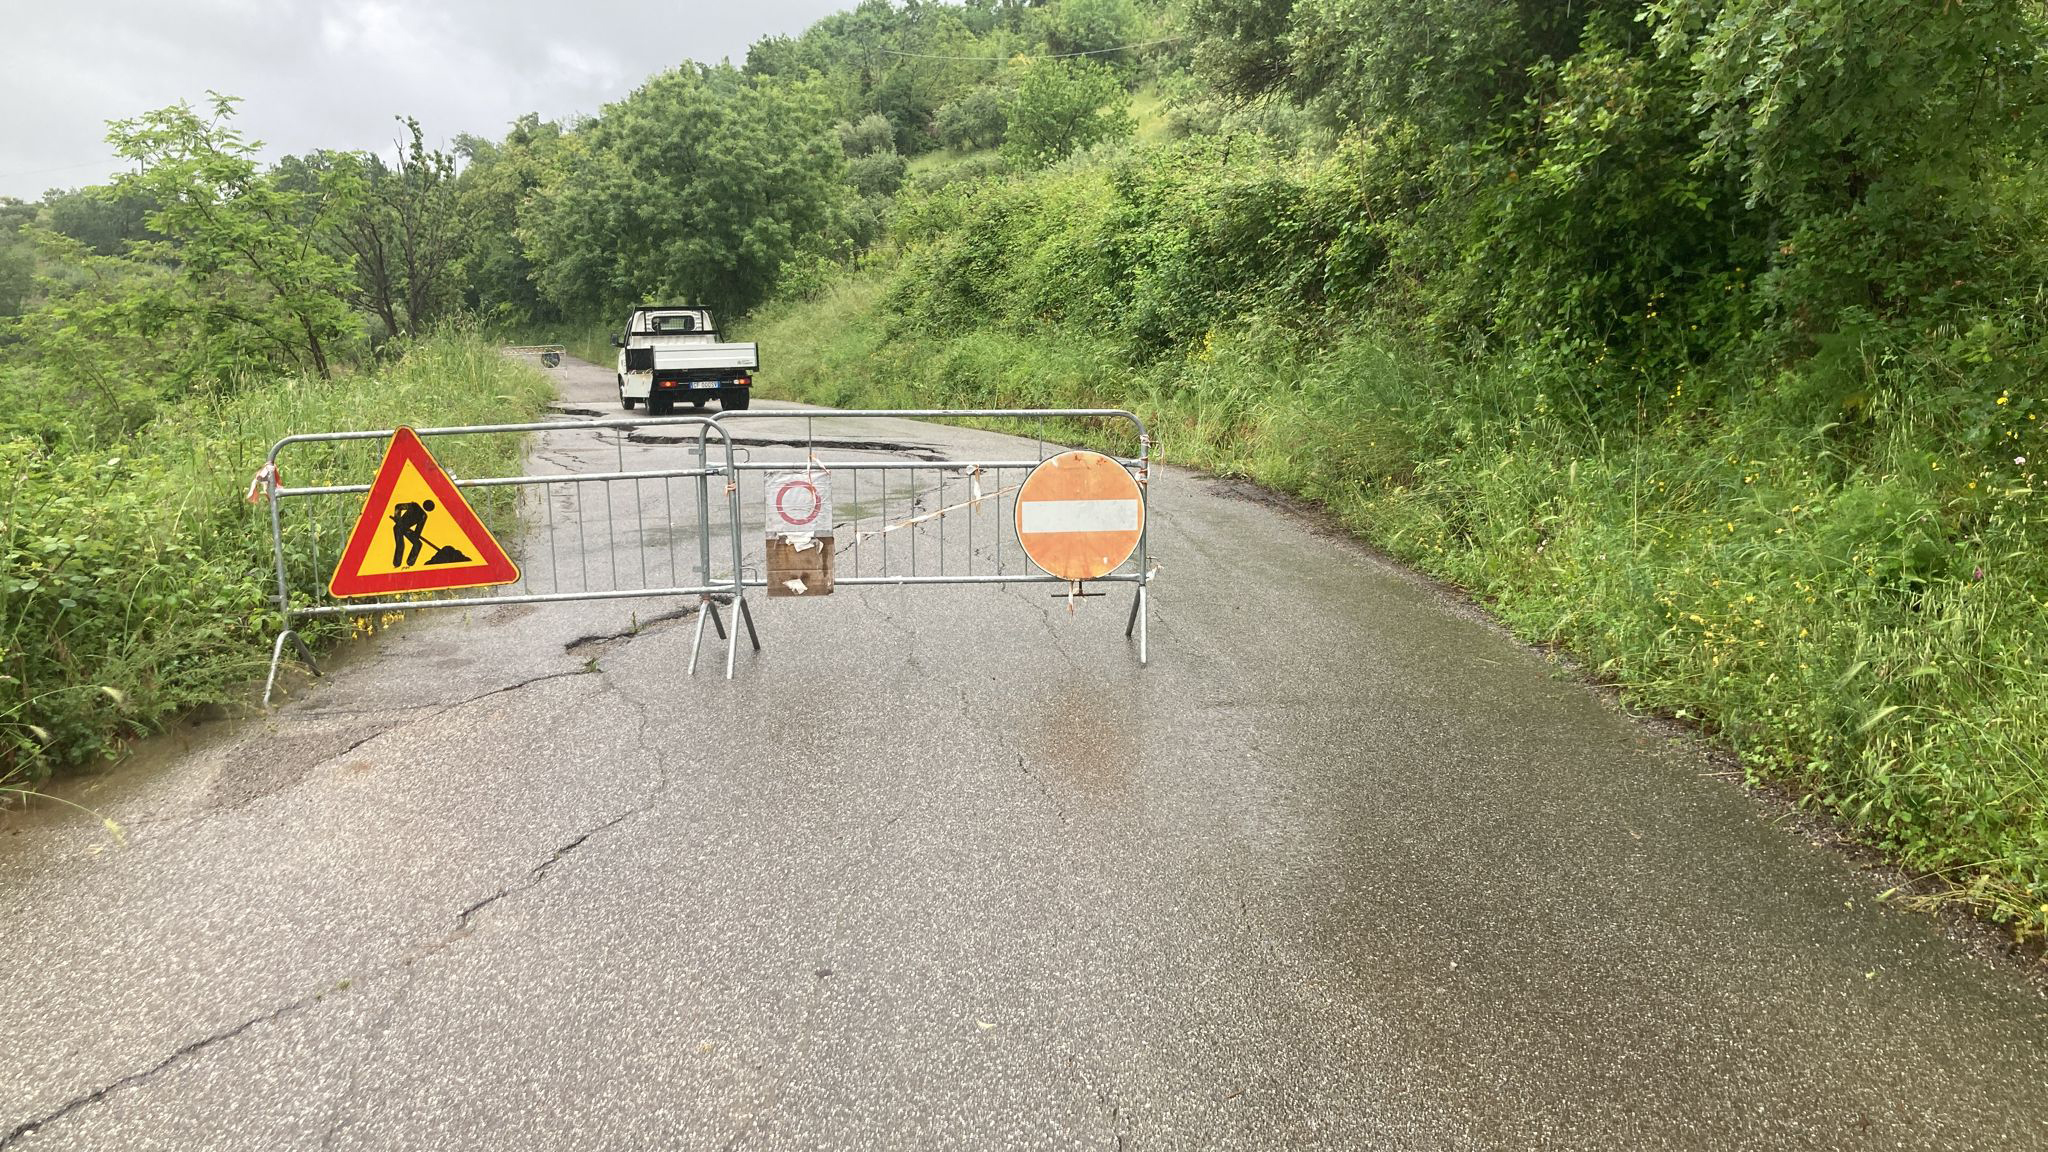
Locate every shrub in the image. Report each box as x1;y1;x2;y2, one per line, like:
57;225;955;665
1;327;553;779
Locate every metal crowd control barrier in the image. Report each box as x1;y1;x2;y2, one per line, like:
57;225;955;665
701;408;1152;663
505;344;566;368
255;407;1153;706
257;415;755;704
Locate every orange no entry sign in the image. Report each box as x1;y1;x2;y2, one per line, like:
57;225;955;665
1014;450;1144;582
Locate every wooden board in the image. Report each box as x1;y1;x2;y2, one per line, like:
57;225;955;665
766;536;835;597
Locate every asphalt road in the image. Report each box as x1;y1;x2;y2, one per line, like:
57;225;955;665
2;354;2043;1150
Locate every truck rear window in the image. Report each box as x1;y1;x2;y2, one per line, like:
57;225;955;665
650;314;704;333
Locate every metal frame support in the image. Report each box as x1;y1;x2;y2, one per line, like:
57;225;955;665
684;594;759;679
699;407;1155;666
260;414;756;705
1124;585;1148;666
261;630;322;707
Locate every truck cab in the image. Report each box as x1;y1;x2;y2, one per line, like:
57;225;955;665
613;305;760;415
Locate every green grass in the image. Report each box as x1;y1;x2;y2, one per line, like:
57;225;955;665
1;327;555;779
908;148;997;178
1128;82;1171;144
749;269;2048;943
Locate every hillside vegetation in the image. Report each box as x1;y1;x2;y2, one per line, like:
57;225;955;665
744;0;2048;940
4;0;2044;939
0;104;555;784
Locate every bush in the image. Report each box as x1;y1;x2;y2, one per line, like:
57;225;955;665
1;327;554;779
935;88;1009;152
847;151;909;198
1002;60;1134;168
838;113;897;158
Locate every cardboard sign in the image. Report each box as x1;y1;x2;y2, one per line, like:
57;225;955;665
764;471;835;595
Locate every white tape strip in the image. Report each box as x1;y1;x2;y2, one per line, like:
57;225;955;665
1018;499;1140;534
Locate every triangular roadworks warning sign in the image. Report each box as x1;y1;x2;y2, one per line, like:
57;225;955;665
328;427;520;598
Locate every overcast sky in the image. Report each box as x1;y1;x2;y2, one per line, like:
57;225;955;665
0;0;852;200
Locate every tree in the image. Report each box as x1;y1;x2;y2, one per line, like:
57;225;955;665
452;115;566;324
319;118;467;341
839;113;908;198
40;187;158;257
1652;0;2048;329
839;113;898;158
0;200;35;318
107;95;358;380
1187;0;1298;99
936;87;1010;150
1039;0;1142;59
748;0;1006;151
522;66;847;319
5;227;185;430
1002;59;1134;167
1273;0;1619;139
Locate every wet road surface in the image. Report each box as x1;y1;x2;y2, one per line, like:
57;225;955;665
2;355;2043;1149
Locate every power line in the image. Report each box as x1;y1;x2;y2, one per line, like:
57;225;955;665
875;35;1184;63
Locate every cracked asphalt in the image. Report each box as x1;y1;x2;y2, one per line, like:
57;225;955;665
2;354;2044;1150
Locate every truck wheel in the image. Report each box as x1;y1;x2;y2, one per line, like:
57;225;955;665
618;376;636;410
720;389;751;412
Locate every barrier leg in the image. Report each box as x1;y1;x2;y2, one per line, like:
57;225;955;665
688;599;710;676
1126;585;1149;666
262;629;322;708
289;630;322;675
719;594;761;681
737;596;760;652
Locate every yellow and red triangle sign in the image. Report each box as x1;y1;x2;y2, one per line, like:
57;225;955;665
329;427;520;598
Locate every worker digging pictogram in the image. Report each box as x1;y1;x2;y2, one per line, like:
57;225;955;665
388;500;475;567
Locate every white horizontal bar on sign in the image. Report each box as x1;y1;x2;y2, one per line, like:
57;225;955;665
1018;498;1141;534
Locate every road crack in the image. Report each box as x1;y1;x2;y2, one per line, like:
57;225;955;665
627;432;952;462
451;674;673;937
1;992;323;1148
453;809;639;931
563;604;701;654
6;669;645;1145
294;667;598;724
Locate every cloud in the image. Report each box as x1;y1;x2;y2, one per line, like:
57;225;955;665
0;0;849;199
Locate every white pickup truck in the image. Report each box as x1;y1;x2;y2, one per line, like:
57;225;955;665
613;305;759;414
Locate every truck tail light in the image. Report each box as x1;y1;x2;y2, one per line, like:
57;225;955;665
736;376;751;388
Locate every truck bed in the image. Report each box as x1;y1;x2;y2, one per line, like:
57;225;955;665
651;342;758;374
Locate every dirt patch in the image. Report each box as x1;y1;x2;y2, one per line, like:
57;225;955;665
200;726;386;814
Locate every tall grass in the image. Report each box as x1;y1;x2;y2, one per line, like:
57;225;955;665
1;328;555;778
750;272;2048;941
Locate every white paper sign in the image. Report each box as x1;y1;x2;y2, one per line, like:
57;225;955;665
765;472;833;538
